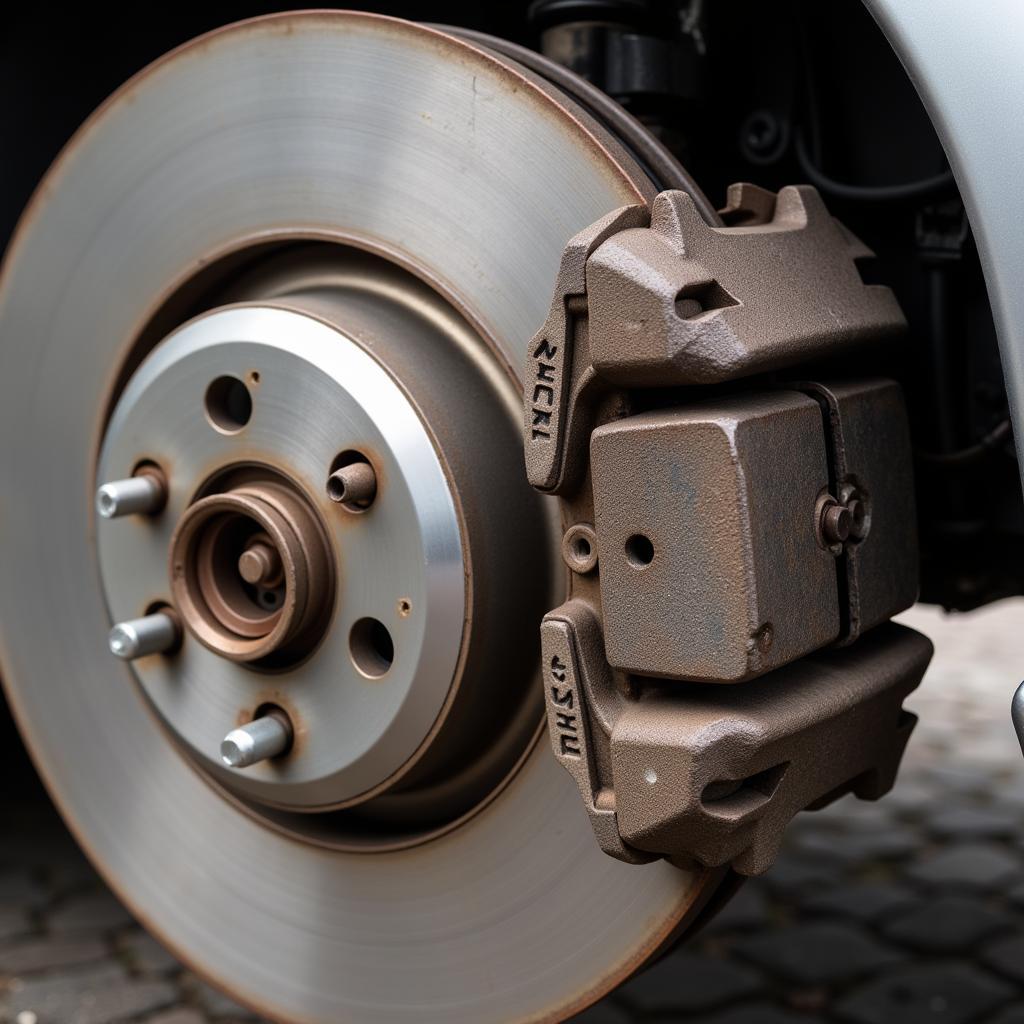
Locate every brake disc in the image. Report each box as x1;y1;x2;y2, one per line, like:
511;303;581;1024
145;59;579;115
0;13;723;1022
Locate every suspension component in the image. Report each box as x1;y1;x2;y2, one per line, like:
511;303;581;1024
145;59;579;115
526;182;931;874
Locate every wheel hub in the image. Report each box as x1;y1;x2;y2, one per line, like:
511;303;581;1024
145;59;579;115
170;477;333;664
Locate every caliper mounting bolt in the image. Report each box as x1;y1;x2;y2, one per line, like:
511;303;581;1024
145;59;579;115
819;500;852;546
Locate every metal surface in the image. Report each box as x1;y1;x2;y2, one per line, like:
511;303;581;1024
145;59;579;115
542;602;930;874
524;182;905;496
1013;680;1024;758
0;13;717;1023
222;712;293;769
108;612;180;661
96;470;166;519
586;184;904;388
326;461;376;508
440;26;721;224
865;0;1024;501
801;379;919;643
609;623;931;874
98;304;464;808
591;392;839;683
524;185;926;871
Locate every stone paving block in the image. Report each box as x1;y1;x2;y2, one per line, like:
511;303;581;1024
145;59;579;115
881;896;1011;953
702;885;772;935
882;778;938;815
926;806;1021;840
48;890;135;933
120;929;182;975
143;1010;208;1024
0;871;48;912
836;962;1013;1024
799;882;916;922
571;996;634;1023
785;829;862;865
733;922;904;987
2;962;179;1024
982;933;1024;984
906;842;1022;890
760;858;843;896
991;1008;1024;1024
0;934;109;975
187;976;261;1020
923;764;994;796
0;908;32;942
621;952;762;1014
831;826;919;862
689;1004;810;1024
820;799;896;830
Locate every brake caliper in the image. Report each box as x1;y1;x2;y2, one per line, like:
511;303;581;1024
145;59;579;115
524;183;933;875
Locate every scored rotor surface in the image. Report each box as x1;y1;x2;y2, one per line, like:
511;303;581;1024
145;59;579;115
0;13;717;1022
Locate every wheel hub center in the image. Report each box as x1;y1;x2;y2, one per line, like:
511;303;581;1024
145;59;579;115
170;478;333;664
92;247;558;841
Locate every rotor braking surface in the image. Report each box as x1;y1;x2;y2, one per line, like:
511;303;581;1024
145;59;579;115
525;182;933;875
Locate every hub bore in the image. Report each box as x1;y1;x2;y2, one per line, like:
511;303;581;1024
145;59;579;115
170;479;332;664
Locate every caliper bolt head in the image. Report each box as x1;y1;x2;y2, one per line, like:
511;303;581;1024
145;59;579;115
820;501;852;546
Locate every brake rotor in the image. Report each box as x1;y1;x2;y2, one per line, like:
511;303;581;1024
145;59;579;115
0;12;721;1022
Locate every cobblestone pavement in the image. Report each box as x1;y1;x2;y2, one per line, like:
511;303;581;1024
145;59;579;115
2;602;1023;1024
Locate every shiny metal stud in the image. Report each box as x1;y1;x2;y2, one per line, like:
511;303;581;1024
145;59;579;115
221;712;293;768
108;611;179;660
96;469;167;519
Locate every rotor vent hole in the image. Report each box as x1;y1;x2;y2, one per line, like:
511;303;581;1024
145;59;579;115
205;376;252;433
350;617;394;678
625;534;654;567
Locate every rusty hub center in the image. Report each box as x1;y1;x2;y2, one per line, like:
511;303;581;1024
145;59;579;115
170;479;333;664
92;246;559;835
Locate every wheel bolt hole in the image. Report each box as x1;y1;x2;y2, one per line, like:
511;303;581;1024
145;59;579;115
625;533;654;567
349;617;394;678
205;375;252;433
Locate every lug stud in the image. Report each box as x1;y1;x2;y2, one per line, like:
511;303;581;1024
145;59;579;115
108;610;180;660
96;468;167;519
326;462;376;508
221;712;293;768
